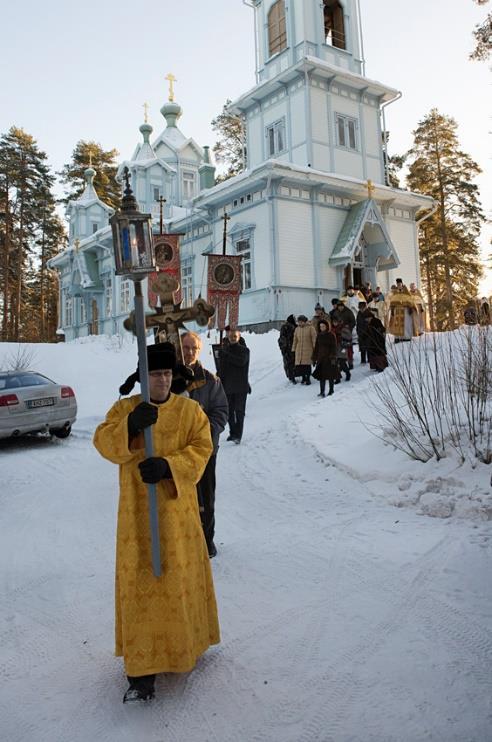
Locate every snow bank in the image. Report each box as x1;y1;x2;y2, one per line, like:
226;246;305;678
1;329;491;521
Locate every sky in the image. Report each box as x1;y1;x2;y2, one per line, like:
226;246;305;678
1;0;490;291
1;331;491;740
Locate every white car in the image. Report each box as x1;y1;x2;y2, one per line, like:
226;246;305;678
0;371;77;440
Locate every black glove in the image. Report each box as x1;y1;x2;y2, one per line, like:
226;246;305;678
138;457;171;484
128;402;158;438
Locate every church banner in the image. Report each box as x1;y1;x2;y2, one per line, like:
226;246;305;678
206;254;242;330
148;234;184;307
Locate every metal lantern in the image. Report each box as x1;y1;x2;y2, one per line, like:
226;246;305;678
110;167;155;278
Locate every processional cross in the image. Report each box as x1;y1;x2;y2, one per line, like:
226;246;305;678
123;273;215;363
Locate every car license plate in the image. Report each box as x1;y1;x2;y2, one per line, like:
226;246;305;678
26;397;55;408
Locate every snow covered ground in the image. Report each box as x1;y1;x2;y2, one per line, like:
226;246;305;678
1;332;491;742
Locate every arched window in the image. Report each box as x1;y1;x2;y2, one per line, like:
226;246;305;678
268;0;287;57
324;0;346;50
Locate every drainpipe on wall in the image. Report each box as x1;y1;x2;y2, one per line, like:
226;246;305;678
266;164;279;320
356;0;366;76
242;0;259;84
381;92;402;185
304;68;314;167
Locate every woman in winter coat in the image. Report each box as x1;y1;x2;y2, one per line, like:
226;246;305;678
292;315;317;385
312;320;338;397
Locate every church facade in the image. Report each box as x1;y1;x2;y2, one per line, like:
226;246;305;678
49;0;433;340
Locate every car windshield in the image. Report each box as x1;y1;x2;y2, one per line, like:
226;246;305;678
0;373;54;390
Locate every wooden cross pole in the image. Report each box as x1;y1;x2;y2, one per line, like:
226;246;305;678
222;211;230;256
157;196;167;235
143;101;149;123
219;212;231;343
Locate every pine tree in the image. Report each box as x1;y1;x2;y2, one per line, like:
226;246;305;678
382;131;406;188
470;0;491;60
59;140;120;209
406;109;485;330
211;101;246;183
0;126;66;341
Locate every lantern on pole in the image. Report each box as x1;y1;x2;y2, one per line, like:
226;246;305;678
110;167;162;578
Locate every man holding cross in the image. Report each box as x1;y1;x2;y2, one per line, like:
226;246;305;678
93;342;220;703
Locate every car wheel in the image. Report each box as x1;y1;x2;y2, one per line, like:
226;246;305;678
50;425;72;439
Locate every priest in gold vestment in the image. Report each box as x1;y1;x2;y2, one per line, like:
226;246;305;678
387;279;420;342
93;343;219;703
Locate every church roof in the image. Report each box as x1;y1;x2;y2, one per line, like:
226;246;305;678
229;57;400;114
67;167;112;213
329;198;400;269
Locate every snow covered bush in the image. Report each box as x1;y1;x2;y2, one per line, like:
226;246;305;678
369;326;492;464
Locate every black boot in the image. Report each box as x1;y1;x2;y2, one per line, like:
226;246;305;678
123;674;155;703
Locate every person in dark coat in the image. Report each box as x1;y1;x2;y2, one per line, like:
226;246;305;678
335;300;355;369
218;329;250;444
181;332;229;558
366;313;388;372
312;320;338;397
278;315;297;383
356;301;373;364
331;318;352;382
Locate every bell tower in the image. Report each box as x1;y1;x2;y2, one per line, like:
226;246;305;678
251;0;364;84
232;0;398;183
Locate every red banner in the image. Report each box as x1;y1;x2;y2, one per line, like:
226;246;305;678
207;254;242;330
148;234;184;307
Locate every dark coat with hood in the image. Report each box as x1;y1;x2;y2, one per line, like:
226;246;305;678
278;315;296;354
312;330;338;381
218;341;250;394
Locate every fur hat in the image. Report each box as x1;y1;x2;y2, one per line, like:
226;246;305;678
119;342;177;396
286;314;296;326
314;303;322;310
297;314;308;322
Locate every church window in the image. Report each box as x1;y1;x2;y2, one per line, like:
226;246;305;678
181;259;193;307
80;299;87;324
182;171;196;201
104;278;112;317
153;187;160;202
92;223;98;233
335;113;358;150
235;238;252;291
268;0;287;57
120;278;131;314
266;119;286;157
324;1;346;50
64;293;73;327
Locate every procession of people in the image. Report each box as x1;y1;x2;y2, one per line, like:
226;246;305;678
91;275;456;704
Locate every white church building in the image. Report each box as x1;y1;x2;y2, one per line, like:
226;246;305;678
49;0;433;339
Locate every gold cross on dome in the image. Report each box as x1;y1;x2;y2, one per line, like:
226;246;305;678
366;179;375;199
143;101;149;123
165;73;177;102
